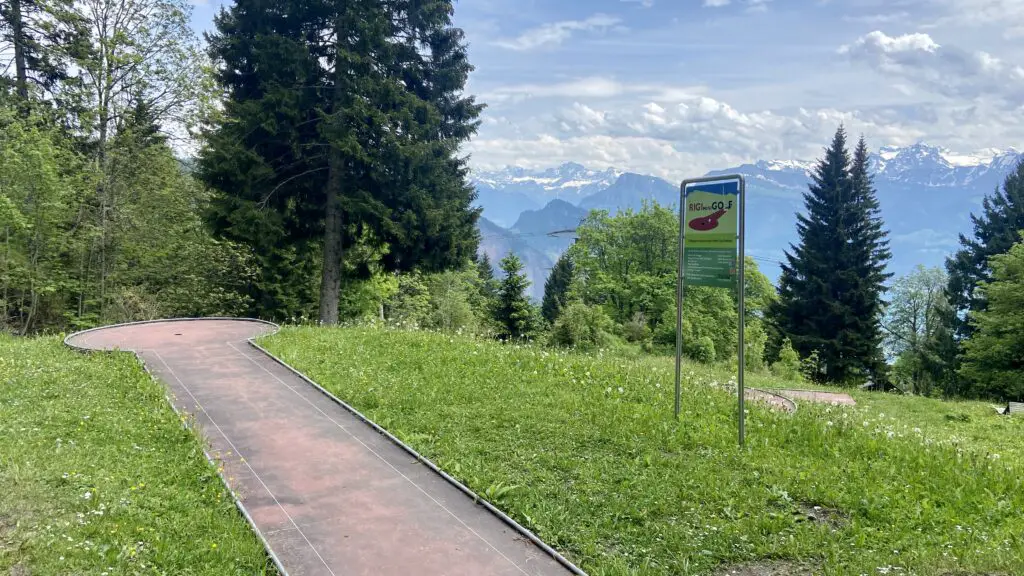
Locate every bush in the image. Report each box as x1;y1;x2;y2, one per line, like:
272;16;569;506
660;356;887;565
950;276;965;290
550;302;617;350
620;311;651;343
770;337;803;381
691;336;716;363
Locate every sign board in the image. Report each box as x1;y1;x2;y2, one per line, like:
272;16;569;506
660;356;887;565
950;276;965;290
675;175;747;446
682;180;740;288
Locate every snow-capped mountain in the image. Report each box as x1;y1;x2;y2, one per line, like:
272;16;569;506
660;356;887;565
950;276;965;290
471;162;620;227
476;144;1022;295
472;161;621;199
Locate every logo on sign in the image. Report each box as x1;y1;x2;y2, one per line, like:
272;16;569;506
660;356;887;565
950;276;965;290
687;209;727;231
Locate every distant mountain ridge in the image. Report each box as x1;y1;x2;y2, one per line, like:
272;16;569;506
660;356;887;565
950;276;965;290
474;144;1023;298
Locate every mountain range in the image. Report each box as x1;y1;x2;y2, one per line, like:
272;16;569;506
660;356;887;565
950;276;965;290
473;144;1023;300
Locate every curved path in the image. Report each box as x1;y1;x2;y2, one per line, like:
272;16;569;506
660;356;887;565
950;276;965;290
67;319;575;576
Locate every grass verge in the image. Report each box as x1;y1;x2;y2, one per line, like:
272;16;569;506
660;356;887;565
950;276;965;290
0;335;275;575
263;325;1024;576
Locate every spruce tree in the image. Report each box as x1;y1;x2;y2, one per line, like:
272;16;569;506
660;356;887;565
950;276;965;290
476;252;498;303
768;126;891;384
946;159;1024;342
845;136;893;381
541;252;574;323
200;0;483;324
496;253;536;340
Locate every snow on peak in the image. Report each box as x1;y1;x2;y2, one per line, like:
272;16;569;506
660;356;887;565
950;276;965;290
471;162;621;198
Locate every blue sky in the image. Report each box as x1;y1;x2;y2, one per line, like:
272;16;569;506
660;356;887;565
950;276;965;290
188;0;1024;179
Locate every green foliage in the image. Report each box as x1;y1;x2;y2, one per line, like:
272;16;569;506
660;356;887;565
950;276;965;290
549;301;616;350
267;326;1024;576
959;238;1024;401
200;0;484;323
541;252;574;323
495;253;537;340
883;265;956;396
771;337;803;382
946;159;1024;341
385;272;432;329
770;129;891;386
425;269;482;333
571;202;773;364
0;336;273;573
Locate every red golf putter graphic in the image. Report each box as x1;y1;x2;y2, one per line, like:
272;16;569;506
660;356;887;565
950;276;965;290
688;209;727;231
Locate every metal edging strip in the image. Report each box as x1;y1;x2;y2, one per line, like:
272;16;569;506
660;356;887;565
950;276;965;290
65;318;587;576
246;337;590;576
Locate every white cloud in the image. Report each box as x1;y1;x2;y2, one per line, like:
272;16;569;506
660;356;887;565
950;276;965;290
747;0;772;13
703;0;730;6
839;31;1024;105
493;14;622;51
482;76;708;102
468;85;1024;180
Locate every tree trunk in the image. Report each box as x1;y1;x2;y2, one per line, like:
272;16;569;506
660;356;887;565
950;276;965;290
318;17;350;325
10;0;28;100
318;151;344;324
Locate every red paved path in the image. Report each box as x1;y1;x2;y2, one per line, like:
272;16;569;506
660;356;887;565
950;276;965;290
67;319;574;576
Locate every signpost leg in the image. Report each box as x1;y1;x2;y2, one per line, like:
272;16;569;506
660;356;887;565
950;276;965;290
737;178;746;447
675;182;687;420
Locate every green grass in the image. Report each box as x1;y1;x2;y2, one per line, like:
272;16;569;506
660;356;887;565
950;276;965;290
263;326;1024;576
0;336;275;575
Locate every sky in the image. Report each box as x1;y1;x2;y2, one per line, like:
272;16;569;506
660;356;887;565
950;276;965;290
188;0;1024;180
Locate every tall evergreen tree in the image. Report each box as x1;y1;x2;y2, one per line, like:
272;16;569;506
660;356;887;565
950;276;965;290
200;0;483;323
945;159;1024;342
768;127;891;385
959;237;1024;401
496;253;535;340
476;252;498;302
541;252;574;323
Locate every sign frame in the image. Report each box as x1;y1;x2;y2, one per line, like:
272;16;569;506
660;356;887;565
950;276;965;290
674;174;747;446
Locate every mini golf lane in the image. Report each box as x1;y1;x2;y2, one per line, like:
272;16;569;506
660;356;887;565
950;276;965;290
66;319;575;576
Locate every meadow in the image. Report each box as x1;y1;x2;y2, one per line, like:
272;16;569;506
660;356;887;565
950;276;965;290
0;336;276;575
263;325;1024;576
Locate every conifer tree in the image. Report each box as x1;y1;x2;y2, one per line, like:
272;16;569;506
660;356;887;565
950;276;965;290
946;160;1024;342
959;238;1024;401
541;252;574;323
769;126;891;384
496;253;536;340
200;0;483;323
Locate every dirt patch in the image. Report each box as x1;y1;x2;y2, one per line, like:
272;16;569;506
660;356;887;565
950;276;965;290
10;564;31;576
775;389;856;407
794;502;848;530
713;560;818;575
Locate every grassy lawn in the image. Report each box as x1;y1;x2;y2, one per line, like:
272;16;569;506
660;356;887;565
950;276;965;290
0;336;275;575
264;326;1024;576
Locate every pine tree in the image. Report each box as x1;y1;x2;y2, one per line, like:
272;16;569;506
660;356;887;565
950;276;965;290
946;159;1024;342
541;252;574;323
845;136;893;382
476;252;498;302
200;0;483;324
959;238;1024;401
496;253;536;340
768;126;891;385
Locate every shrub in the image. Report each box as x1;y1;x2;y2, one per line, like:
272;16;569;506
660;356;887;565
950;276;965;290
770;337;803;381
621;311;651;343
550;302;616;350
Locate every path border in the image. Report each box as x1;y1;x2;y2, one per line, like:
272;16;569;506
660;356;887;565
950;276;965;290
65;318;588;576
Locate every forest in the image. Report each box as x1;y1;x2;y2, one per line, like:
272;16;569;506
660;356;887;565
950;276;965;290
2;0;1023;401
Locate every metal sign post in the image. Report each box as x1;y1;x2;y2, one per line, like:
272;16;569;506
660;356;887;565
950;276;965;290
675;175;746;447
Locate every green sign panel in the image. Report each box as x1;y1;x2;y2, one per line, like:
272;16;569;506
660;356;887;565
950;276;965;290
683;180;740;289
684;248;736;288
